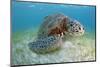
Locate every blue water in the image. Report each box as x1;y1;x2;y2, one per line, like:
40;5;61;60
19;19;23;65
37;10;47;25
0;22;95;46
12;1;96;33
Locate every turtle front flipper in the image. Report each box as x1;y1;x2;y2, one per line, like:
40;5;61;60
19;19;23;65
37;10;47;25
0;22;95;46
28;36;63;54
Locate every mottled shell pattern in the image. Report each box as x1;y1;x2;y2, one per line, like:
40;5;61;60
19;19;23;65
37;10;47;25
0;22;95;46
37;13;69;39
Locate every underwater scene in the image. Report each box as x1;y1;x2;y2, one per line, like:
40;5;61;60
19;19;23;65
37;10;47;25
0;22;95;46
11;1;96;66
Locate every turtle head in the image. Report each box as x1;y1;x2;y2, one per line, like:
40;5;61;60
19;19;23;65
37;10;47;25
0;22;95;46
67;19;85;37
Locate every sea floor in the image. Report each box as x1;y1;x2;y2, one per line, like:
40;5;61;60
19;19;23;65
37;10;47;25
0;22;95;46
11;29;96;66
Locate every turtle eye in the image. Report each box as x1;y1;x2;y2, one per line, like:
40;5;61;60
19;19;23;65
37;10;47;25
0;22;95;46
79;27;81;30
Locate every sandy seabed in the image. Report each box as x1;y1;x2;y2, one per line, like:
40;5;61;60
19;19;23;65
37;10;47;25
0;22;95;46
11;30;95;66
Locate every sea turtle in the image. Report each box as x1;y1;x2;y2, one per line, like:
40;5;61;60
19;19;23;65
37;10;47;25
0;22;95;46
28;13;85;53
